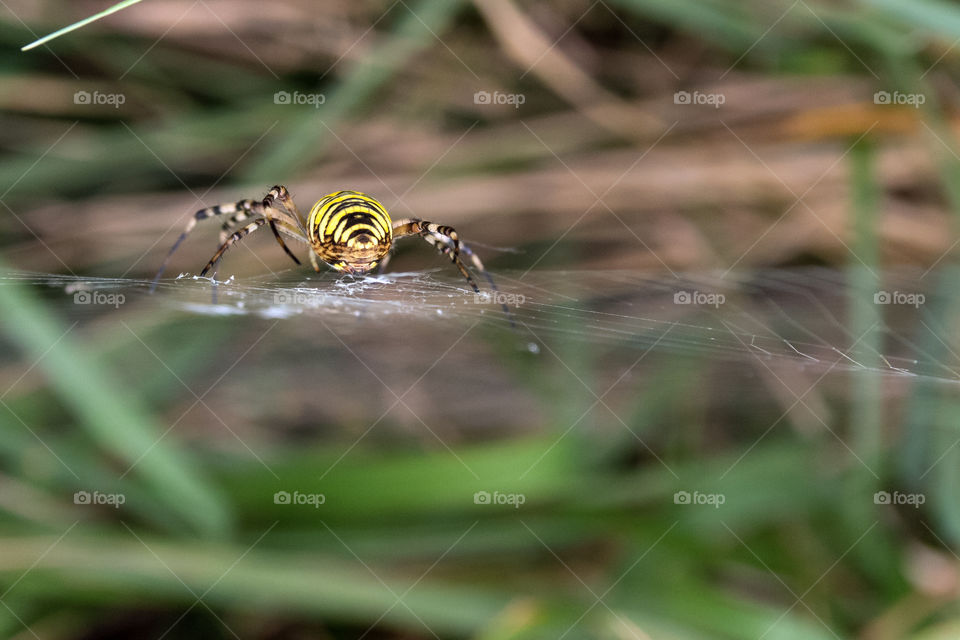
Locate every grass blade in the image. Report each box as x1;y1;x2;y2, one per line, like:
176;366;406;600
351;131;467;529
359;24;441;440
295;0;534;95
21;0;146;51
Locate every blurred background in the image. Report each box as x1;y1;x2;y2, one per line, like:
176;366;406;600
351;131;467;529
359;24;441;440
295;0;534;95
3;0;960;638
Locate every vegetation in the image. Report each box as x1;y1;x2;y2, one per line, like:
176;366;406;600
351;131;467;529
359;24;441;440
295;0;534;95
2;0;960;637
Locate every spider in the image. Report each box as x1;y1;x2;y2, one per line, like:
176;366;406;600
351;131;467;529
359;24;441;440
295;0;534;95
151;185;503;301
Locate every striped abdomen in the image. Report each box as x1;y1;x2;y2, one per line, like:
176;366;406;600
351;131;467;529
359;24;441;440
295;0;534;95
308;191;392;273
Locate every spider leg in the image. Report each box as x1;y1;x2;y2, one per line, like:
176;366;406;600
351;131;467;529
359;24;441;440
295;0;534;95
200;217;269;277
393;217;515;327
260;186;309;267
263;184;308;234
266;216;302;266
222;211;307;245
421;232;479;292
218;200;260;243
454;239;515;328
250;205;318;273
275;222;312;246
453;239;500;293
207;228;310;295
214;195;303;268
392;218;479;292
151;199;259;291
260;189;321;274
309;250;322;273
211;215;308;282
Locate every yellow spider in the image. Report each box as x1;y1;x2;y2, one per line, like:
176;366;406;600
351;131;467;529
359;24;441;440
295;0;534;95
151;185;499;296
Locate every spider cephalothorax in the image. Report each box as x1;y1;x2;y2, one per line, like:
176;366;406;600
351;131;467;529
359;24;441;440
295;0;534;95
151;185;496;296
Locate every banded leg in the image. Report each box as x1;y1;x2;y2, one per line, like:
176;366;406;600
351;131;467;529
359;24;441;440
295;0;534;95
221;210;308;247
200;218;269;277
259;189;317;273
421;232;479;293
259;187;305;266
392;218;478;292
456;241;502;294
218;200;259;243
210;216;301;284
393;217;514;326
263;184;308;233
210;216;310;282
151;199;257;290
215;198;302;268
447;238;514;327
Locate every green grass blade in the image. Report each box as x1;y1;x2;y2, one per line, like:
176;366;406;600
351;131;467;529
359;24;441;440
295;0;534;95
0;532;509;636
0;261;230;536
21;0;146;51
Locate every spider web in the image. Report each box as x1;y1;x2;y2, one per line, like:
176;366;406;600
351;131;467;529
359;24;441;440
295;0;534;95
7;266;957;385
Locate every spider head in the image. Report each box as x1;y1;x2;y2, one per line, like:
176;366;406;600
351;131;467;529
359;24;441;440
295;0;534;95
332;232;383;274
334;260;378;275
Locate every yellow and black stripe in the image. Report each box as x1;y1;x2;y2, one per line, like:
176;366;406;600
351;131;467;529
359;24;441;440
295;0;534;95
308;190;393;272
